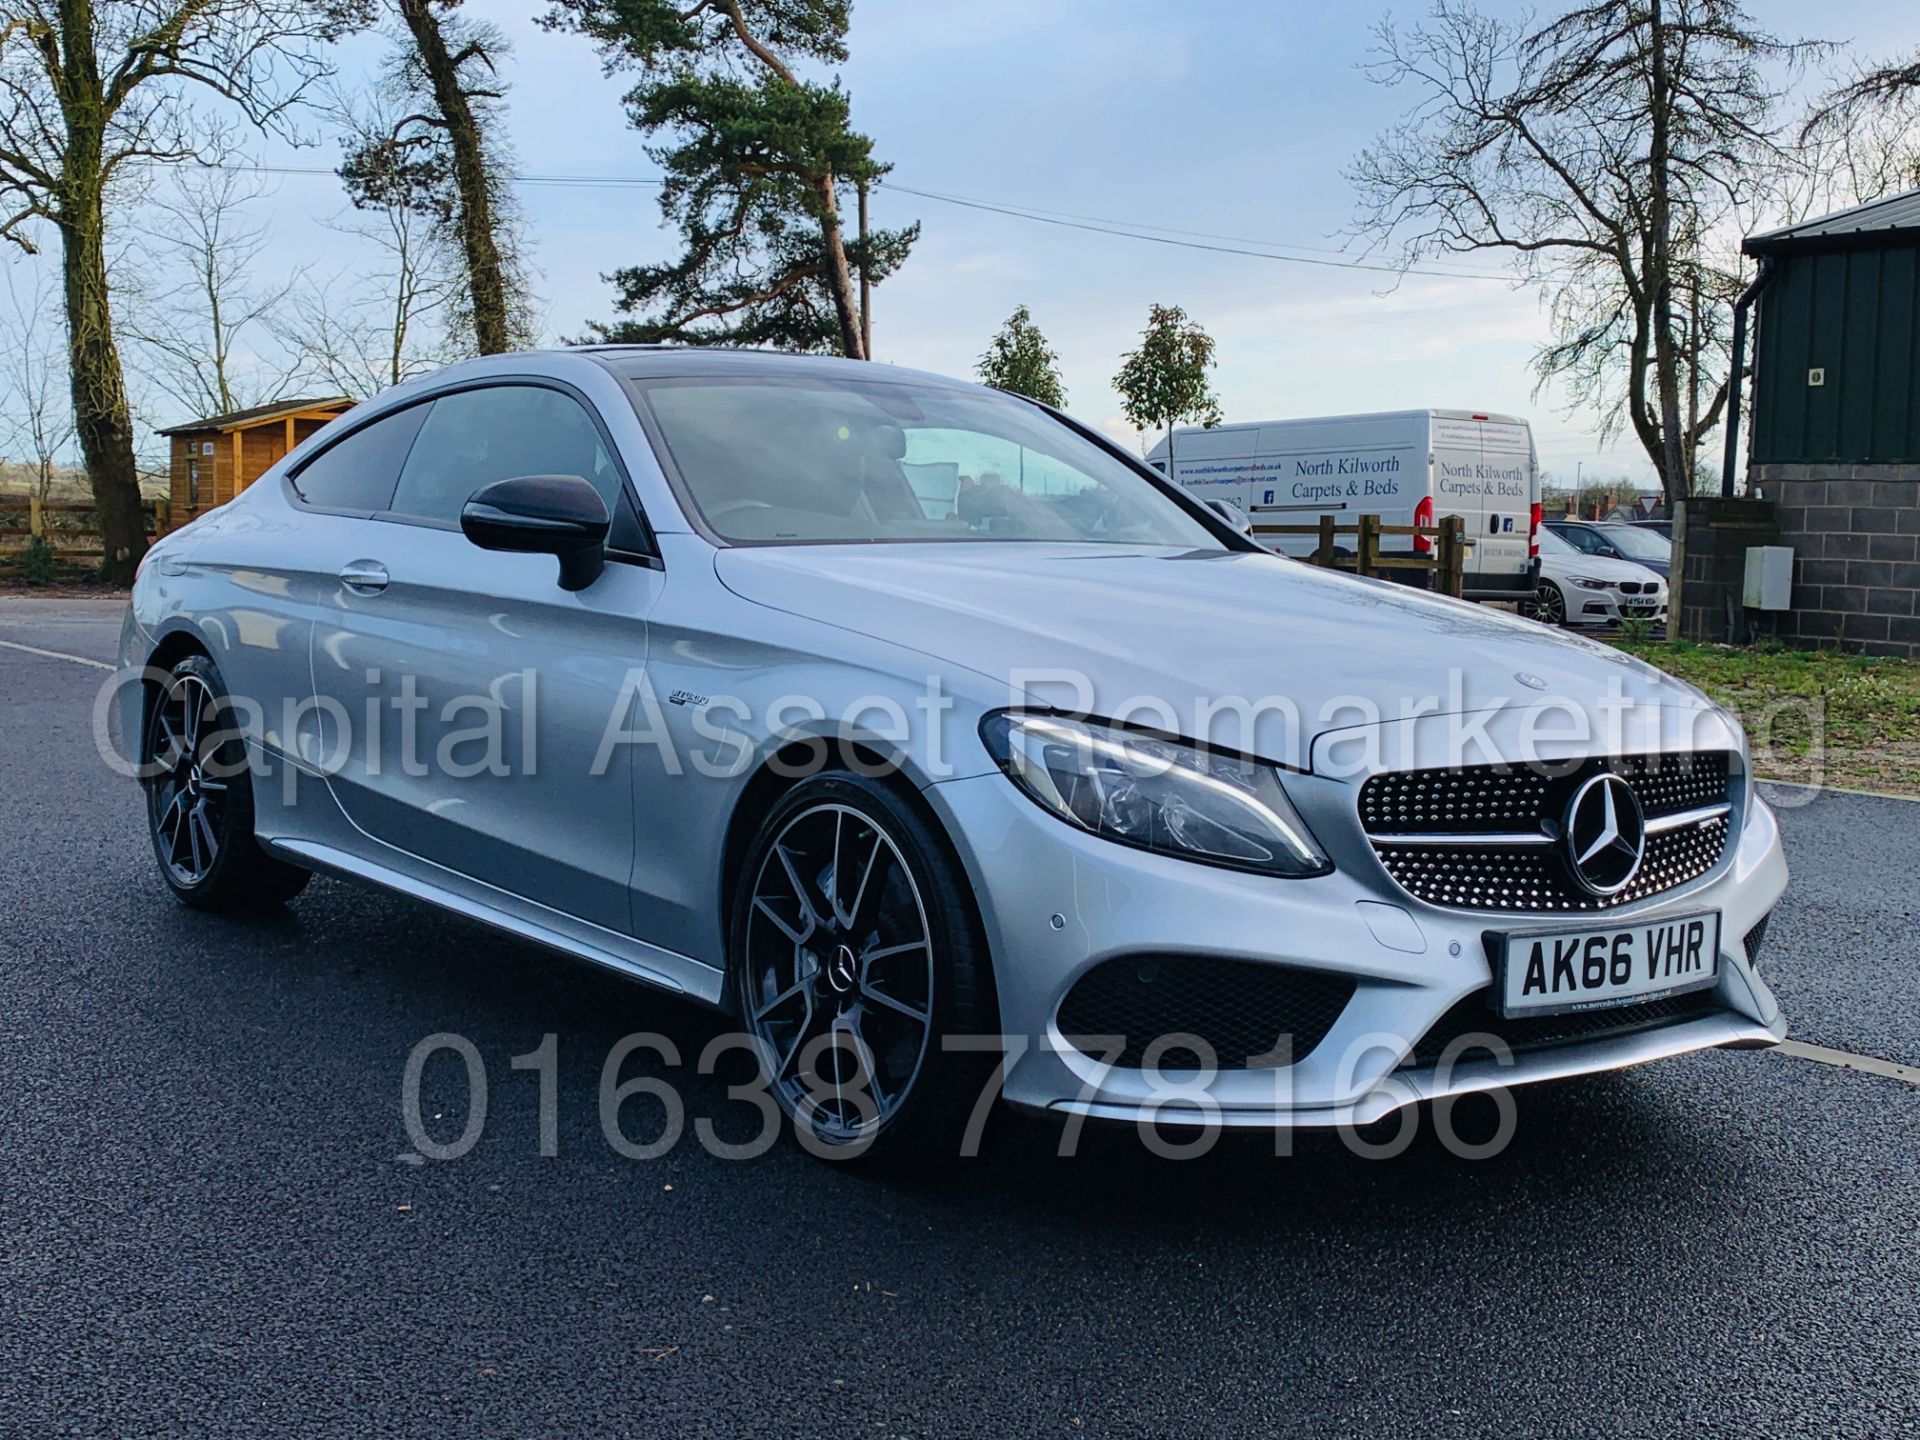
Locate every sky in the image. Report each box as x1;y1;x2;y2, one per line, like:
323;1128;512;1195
7;0;1916;488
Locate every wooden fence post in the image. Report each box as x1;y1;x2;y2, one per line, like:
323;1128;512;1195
1440;515;1466;597
1356;513;1379;580
1316;514;1336;568
157;496;171;536
29;494;43;538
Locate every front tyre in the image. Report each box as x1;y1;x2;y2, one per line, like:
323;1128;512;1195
1521;580;1569;626
143;654;310;911
731;772;996;1166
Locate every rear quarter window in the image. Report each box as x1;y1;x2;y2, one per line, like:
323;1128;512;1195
288;404;430;513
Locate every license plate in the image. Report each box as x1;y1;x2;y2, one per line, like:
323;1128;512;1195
1495;913;1720;1018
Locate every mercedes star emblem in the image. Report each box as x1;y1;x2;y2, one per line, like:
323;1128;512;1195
1563;772;1647;897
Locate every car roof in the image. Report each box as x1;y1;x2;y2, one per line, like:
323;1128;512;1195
574;344;984;393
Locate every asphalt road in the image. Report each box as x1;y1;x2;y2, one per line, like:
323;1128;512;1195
4;599;1918;1439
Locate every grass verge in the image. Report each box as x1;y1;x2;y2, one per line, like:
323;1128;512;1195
1613;638;1920;798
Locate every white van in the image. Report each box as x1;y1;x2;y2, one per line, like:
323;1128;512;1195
1147;409;1541;602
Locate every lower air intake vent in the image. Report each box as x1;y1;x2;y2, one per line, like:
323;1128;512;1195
1056;955;1355;1070
1397;988;1723;1070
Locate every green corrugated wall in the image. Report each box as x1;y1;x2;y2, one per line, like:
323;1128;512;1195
1751;244;1920;465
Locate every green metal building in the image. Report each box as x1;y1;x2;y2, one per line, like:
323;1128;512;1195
1746;188;1920;466
1737;188;1920;657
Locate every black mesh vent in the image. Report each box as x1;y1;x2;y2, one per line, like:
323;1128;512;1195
1397;987;1723;1070
1610;751;1732;820
1056;956;1355;1070
1360;752;1733;912
1359;764;1553;836
1373;816;1729;913
1744;911;1772;967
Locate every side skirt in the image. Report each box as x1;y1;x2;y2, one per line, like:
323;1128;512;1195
267;836;728;1008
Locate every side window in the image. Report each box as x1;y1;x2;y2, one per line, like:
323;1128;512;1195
288;404;429;513
388;385;623;526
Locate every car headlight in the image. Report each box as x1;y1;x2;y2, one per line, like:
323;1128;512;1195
1568;575;1612;590
980;713;1330;877
1723;707;1755;818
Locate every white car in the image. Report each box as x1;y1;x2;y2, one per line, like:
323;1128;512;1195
1526;525;1667;627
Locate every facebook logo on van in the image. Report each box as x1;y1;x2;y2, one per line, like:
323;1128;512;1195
1263;489;1275;504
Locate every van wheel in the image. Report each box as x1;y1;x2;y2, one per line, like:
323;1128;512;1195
143;654;311;911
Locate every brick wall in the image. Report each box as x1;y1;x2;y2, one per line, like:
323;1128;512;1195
1749;463;1920;658
1671;497;1781;646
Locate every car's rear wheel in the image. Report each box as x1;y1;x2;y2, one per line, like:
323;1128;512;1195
1522;580;1568;626
731;772;995;1165
143;654;310;911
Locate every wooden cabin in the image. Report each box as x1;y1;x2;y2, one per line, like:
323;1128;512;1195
159;397;354;530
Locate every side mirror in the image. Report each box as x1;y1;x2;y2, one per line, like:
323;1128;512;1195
1204;498;1254;536
461;474;610;592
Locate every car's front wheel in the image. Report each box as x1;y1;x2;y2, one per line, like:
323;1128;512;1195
142;653;311;911
731;771;995;1165
1521;580;1569;626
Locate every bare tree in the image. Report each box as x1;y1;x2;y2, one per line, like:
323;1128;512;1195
274;190;461;399
1803;52;1920;201
1348;0;1817;498
339;0;531;355
0;1;354;581
125;161;302;419
0;262;76;503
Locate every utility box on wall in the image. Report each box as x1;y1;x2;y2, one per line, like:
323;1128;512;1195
1671;497;1781;645
1742;546;1793;610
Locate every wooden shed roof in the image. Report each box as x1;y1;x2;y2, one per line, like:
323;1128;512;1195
157;397;354;437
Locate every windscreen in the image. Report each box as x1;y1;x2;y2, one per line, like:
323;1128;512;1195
1600;526;1671;561
1537;526;1579;557
631;374;1220;548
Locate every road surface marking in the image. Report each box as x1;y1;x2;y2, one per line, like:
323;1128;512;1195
1775;1039;1920;1087
0;637;114;672
1758;779;1920;806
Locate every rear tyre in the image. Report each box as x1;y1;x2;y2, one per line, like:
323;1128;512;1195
731;771;996;1167
143;654;311;911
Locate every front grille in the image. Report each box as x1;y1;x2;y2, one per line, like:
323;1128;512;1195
1397;987;1723;1070
1619;581;1647;595
1056;955;1355;1070
1360;752;1733;913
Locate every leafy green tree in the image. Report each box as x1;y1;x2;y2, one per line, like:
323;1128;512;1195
977;304;1066;407
1113;304;1221;463
539;0;915;357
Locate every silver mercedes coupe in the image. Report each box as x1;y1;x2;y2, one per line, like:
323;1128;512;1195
117;347;1788;1160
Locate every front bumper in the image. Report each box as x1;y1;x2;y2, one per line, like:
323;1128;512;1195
1566;580;1668;627
922;756;1786;1131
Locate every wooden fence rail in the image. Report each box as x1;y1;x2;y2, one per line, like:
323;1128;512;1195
1250;512;1468;597
0;493;171;567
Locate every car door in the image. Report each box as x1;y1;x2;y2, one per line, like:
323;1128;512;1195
262;402;435;776
308;380;663;936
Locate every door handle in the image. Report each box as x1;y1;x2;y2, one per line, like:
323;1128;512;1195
338;560;389;594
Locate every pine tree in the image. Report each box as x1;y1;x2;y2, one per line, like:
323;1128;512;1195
540;0;915;357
